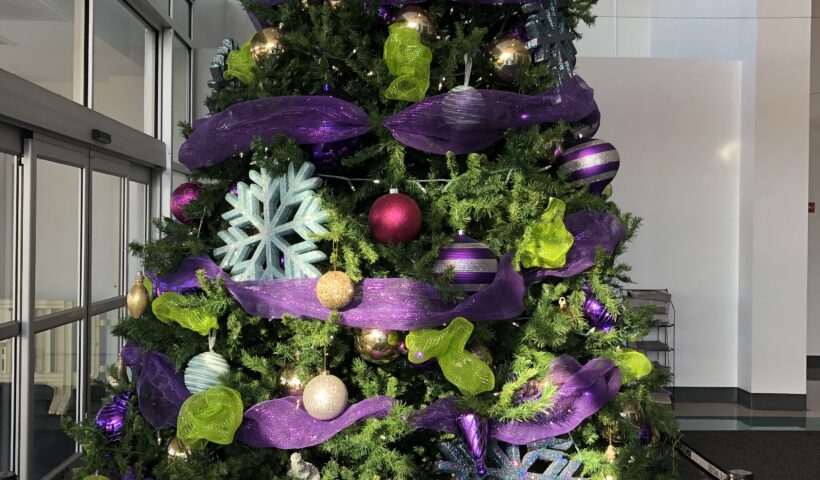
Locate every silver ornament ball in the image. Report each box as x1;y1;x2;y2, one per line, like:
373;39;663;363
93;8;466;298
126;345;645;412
442;85;486;131
184;351;230;393
302;372;348;420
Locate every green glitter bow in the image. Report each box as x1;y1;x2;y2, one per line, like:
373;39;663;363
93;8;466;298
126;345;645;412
614;348;652;384
152;292;219;336
383;23;432;102
177;386;244;450
224;40;257;85
516;197;574;269
405;317;495;396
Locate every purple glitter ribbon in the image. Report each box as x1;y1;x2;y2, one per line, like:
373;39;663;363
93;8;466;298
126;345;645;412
412;356;621;445
236;395;395;449
178;77;596;170
137;351;192;429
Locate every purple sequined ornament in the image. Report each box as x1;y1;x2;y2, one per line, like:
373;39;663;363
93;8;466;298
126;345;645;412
581;283;616;331
96;391;132;443
555;139;620;195
432;232;497;292
457;412;489;477
171;182;205;225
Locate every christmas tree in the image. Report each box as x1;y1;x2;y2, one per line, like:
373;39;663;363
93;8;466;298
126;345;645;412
65;0;679;478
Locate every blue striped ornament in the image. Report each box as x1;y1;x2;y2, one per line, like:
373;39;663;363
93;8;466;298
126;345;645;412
556;139;620;195
184;351;230;394
433;233;498;292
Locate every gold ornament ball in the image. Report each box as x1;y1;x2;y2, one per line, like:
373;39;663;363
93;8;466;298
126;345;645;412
279;362;307;396
468;343;493;367
126;272;150;318
489;38;532;81
302;372;348;420
315;271;355;310
167;436;190;459
355;328;402;364
605;443;617;464
250;27;284;64
394;6;435;37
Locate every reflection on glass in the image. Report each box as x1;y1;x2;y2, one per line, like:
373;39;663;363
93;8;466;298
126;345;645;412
36;160;81;315
0;155;16;325
93;0;156;134
127;181;148;282
172;172;189;191
90;309;123;412
173;0;191;39
92;172;123;302
0;338;13;472
34;322;78;478
0;0;81;102
172;36;190;163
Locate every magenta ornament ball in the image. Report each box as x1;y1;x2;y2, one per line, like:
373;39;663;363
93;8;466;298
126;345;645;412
368;191;422;243
171;182;205;225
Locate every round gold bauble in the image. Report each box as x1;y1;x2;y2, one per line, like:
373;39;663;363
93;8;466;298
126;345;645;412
394;6;435;37
354;328;401;364
302;372;348;420
250;27;284;64
489;38;532;81
126;272;150;318
315;271;355;310
605;443;617;464
467;343;493;367
167;436;190;459
279;362;307;396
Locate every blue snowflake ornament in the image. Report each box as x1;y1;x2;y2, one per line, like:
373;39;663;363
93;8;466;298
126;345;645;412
436;438;586;480
214;163;329;280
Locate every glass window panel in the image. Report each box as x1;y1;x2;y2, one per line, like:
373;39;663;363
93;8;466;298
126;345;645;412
92;172;123;302
33;322;78;479
0;338;13;472
172;36;190;163
36;160;81;315
172;171;188;191
173;0;191;39
93;0;157;134
0;155;15;325
148;0;170;15
127;181;148;283
0;0;81;102
90;309;123;412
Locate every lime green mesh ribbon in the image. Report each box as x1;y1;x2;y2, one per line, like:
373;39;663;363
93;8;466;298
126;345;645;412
177;386;243;450
152;292;219;336
613;348;653;384
516;197;575;269
405;317;495;396
383;23;432;102
224;40;257;85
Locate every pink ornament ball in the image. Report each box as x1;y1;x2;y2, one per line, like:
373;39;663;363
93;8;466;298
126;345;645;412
368;190;422;243
171;182;205;225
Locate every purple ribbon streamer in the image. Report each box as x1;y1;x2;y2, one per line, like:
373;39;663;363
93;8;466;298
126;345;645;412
236;395;395;449
412;356;621;445
178;77;597;170
137;351;192;429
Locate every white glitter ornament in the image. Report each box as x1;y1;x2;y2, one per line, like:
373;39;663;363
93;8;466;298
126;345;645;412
288;452;320;480
184;350;230;393
302;372;348;420
214;163;329;280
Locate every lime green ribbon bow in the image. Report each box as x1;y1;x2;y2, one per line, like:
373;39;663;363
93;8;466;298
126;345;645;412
152;292;219;336
613;348;653;384
405;317;495;396
517;197;575;269
383;23;432;102
224;40;257;85
177;386;244;450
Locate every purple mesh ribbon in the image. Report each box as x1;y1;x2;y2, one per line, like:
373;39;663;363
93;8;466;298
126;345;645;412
121;342;144;376
236;395;395;449
412;356;621;445
178;77;597;170
137;351;192;429
149;254;525;330
524;211;624;284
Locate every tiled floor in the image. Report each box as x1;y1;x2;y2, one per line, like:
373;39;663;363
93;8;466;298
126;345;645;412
675;379;820;431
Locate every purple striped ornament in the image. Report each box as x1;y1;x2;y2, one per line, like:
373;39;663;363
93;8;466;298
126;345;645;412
582;283;616;332
556;139;620;195
432;232;498;292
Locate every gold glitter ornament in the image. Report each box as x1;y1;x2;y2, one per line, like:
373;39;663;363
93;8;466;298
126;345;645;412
167;436;190;459
126;272;150;318
315;271;355;309
250;27;284;64
394;6;435;37
302;372;348;420
279;362;307;396
354;328;402;364
489;37;532;81
605;443;617;464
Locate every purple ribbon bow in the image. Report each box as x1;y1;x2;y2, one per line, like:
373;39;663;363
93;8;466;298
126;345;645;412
137;351;192;429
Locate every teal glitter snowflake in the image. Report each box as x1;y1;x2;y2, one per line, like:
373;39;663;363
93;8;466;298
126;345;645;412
436;438;586;480
214;163;329;280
